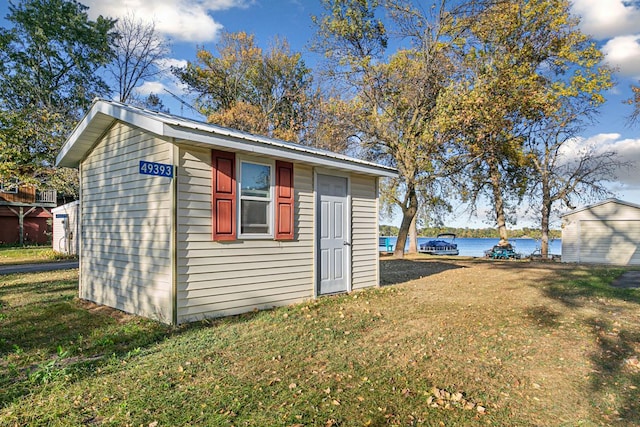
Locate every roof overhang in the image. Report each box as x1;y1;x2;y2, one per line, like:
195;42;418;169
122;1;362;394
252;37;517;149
559;198;640;217
56;99;398;179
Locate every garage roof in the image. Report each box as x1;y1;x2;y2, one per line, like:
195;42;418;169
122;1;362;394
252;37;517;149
560;198;640;217
56;98;398;178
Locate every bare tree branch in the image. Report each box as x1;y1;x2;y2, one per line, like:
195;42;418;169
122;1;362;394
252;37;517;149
107;13;169;103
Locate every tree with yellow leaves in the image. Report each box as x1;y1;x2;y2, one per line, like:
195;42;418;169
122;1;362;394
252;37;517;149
629;84;640;126
173;32;315;144
439;0;618;254
312;0;463;258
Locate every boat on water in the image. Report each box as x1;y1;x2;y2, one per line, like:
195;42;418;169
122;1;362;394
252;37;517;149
418;233;459;255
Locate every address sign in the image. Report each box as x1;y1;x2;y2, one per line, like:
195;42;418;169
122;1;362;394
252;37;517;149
139;160;173;178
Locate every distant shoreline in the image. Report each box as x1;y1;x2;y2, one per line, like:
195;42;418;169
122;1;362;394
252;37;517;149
380;236;562;258
379;227;562;240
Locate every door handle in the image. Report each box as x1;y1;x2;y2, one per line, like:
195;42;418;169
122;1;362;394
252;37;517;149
343;241;351;246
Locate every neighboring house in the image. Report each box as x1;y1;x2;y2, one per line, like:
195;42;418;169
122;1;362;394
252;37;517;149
56;99;397;324
0;183;57;245
561;198;640;265
52;200;79;255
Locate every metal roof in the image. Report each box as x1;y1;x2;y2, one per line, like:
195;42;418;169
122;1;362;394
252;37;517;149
560;198;640;217
56;98;398;178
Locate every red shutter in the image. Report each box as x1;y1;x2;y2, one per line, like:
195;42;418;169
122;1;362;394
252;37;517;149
212;150;236;241
275;160;294;240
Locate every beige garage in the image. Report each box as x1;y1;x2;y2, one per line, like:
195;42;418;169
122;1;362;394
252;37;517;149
561;199;640;265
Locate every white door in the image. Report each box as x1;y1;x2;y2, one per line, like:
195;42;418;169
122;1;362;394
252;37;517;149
317;174;349;295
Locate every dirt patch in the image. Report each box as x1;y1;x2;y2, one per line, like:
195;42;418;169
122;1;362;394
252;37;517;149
76;299;136;324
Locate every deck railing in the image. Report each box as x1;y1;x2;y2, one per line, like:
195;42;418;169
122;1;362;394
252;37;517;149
0;184;57;205
36;189;57;204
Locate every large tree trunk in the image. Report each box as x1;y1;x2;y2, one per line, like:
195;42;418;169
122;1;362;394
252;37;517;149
408;214;418;253
394;186;418;259
488;159;509;245
540;183;551;258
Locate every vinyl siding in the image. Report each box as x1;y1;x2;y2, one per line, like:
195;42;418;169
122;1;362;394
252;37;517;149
561;216;580;263
79;122;174;322
578;221;640;265
562;201;640;265
350;174;379;290
175;145;315;323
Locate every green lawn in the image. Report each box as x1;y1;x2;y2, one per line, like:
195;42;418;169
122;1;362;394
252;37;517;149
1;259;639;426
0;246;76;265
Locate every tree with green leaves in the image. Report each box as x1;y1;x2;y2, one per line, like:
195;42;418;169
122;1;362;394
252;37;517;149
313;0;463;258
437;0;547;246
439;0;616;250
174;31;314;144
511;0;620;257
505;0;619;258
0;0;115;197
142;93;170;113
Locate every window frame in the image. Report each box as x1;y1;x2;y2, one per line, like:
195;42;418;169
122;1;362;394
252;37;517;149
0;178;19;194
237;156;275;239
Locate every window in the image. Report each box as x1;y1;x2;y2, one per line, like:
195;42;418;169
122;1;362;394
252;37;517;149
211;149;294;241
0;178;19;194
239;161;272;236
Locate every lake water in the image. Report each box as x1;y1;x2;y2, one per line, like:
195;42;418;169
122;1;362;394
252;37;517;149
379;236;561;258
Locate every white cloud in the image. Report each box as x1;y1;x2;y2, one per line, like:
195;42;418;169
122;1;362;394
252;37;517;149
566;133;640;186
604;136;640;185
135;81;167;96
129;57;189;98
83;0;250;42
133;58;193;104
133;77;203;118
134;73;190;97
158;57;188;70
602;35;640;78
572;0;640;39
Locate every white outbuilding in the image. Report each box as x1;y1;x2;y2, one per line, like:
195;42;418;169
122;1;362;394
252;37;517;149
52;200;79;255
561;198;640;265
56;99;397;324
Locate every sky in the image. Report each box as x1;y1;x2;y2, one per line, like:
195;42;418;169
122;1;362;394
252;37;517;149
2;0;640;228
